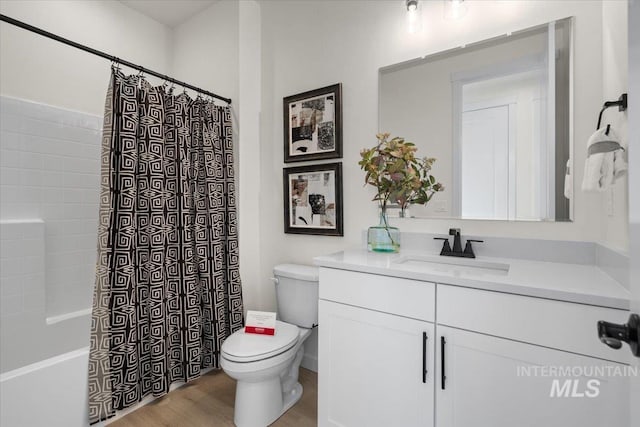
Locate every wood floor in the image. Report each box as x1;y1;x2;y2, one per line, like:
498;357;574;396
109;368;317;427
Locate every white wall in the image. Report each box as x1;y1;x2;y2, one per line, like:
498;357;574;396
601;0;629;252
0;0;173;115
238;1;263;313
171;0;239;106
258;0;614;312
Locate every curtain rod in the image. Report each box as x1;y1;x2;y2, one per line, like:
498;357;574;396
0;13;232;105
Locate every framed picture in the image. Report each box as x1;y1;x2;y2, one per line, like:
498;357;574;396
283;83;342;162
283;163;343;236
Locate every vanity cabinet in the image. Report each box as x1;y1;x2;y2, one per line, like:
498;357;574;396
318;267;630;427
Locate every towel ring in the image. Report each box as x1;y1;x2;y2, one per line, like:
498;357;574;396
596;93;628;130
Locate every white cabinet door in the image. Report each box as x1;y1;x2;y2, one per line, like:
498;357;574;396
436;326;629;427
318;300;435;427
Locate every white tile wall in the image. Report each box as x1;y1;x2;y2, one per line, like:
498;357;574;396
0;221;45;318
0;96;101;318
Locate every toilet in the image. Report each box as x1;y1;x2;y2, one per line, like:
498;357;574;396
220;264;319;427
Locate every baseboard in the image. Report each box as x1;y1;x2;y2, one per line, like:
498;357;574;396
301;353;318;373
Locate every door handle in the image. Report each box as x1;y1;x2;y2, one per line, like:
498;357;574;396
441;336;447;390
422;332;428;383
597;313;640;357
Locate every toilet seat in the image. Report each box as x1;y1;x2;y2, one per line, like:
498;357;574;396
221;321;299;363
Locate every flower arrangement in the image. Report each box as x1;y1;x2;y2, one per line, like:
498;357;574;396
359;133;444;216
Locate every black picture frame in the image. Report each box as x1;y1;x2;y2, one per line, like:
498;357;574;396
283;163;343;236
283;83;342;163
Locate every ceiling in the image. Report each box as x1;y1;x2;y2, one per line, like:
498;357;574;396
119;0;219;28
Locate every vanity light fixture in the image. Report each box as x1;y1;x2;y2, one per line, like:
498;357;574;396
406;0;422;34
444;0;468;20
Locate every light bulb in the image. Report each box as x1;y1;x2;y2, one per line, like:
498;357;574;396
406;0;422;34
444;0;468;20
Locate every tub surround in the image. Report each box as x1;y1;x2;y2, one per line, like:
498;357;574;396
0;98;101;301
0;220;91;373
315;247;630;310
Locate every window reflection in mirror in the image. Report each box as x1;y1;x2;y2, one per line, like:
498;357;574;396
379;18;572;222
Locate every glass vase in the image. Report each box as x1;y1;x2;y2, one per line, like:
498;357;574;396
367;209;400;253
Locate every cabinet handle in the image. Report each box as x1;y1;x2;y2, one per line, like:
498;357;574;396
422;332;428;383
441;336;446;390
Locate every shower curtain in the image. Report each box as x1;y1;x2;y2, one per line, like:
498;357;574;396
88;69;244;424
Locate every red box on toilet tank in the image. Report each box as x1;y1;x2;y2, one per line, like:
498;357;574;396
244;310;277;335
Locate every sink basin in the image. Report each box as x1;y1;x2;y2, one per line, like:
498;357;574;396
393;254;510;276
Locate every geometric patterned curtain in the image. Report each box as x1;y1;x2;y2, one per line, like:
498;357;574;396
88;68;244;424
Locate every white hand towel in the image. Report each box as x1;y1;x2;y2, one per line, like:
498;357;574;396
582;152;612;192
581;126;624;192
613;149;628;179
564;159;572;200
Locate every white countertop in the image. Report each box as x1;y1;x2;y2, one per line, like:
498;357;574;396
314;249;631;310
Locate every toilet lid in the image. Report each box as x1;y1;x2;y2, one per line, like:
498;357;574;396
221;320;299;363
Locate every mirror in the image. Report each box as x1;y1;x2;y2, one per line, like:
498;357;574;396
379;18;572;222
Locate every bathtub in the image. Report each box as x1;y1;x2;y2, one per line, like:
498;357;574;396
0;297;94;427
0;318;216;427
0;347;91;427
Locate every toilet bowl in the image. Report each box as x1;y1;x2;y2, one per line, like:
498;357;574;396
221;322;311;427
220;264;319;427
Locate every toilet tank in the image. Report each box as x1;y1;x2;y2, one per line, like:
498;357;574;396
273;264;319;328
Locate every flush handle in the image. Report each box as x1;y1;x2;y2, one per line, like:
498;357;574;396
597;313;640;357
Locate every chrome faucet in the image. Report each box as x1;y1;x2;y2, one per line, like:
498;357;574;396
434;228;483;258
